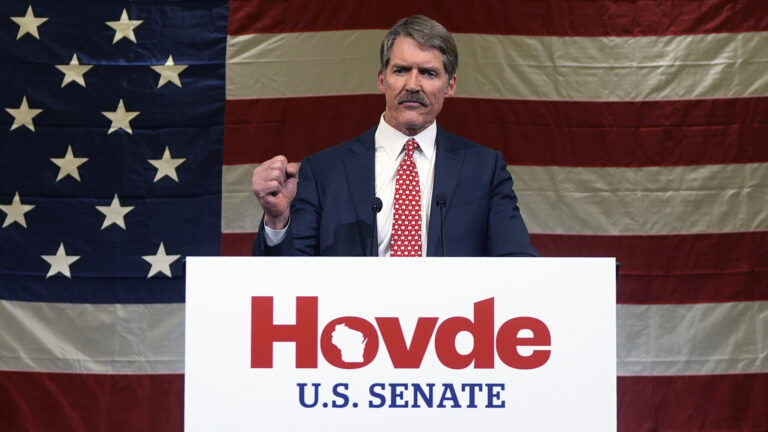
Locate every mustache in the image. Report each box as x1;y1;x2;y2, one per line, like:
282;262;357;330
397;92;429;107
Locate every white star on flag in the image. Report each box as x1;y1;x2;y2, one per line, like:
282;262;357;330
148;146;186;182
50;145;88;181
102;99;139;134
96;194;135;230
10;6;48;40
142;242;181;278
5;96;43;132
55;54;93;88
151;55;188;88
106;9;143;44
41;243;80;279
0;192;35;228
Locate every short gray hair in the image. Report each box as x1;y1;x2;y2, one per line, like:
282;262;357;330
379;15;458;78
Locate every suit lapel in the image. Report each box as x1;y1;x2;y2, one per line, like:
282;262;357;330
343;129;377;254
427;127;463;256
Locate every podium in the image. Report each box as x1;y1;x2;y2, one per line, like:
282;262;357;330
185;257;616;431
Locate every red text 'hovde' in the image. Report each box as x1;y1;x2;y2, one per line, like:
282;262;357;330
250;297;551;370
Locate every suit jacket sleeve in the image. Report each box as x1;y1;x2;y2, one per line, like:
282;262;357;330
485;151;538;257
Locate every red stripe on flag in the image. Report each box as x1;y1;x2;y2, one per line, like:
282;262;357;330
0;371;183;432
224;96;768;167
618;373;768;432
228;0;768;36
221;231;768;304
224;95;381;165
536;232;768;304
221;232;257;256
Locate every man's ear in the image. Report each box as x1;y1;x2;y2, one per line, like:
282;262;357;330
377;69;386;93
445;74;456;97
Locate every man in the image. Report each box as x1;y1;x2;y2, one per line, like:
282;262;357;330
252;15;536;257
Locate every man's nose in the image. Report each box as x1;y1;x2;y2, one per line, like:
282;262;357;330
405;70;421;90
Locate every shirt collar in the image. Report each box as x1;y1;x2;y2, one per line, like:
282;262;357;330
375;114;437;161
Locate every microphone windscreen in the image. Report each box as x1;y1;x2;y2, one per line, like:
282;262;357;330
371;197;383;213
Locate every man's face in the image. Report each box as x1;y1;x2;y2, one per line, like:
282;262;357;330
378;36;456;136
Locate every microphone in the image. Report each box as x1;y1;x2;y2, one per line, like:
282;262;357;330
370;197;382;257
435;193;447;257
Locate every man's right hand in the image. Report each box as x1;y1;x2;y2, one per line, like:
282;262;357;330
252;155;298;230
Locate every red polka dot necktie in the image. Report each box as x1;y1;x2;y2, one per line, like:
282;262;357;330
390;138;422;257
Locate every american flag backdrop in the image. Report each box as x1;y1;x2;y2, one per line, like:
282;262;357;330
2;0;767;431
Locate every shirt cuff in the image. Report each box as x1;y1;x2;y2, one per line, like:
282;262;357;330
263;219;289;246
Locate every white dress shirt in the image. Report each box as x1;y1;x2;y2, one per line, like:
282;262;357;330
264;115;438;256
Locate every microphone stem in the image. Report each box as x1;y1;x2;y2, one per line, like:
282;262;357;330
370;197;382;257
371;217;377;257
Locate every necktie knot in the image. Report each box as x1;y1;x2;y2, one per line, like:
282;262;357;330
404;138;418;157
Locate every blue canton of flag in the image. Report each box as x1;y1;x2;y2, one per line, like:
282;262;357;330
0;1;226;303
1;1;226;430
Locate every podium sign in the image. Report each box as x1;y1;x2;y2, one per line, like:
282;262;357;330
185;257;616;431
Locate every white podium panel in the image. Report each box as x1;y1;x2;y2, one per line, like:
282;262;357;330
185;257;616;431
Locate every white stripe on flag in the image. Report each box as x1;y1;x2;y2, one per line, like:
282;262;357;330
222;163;263;233
617;301;768;376
226;30;768;100
510;163;768;234
0;300;184;374
221;163;768;234
3;299;765;376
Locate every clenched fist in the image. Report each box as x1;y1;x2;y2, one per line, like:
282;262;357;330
252;155;298;229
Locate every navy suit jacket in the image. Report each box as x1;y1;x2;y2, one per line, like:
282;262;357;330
253;125;537;257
